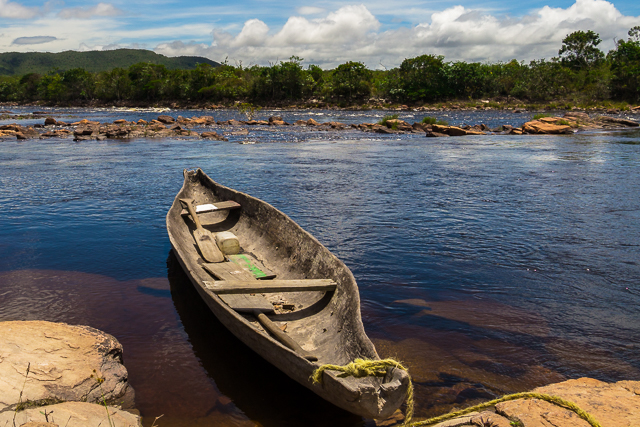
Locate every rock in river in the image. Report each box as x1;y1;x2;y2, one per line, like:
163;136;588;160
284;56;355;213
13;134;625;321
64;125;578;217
0;321;135;414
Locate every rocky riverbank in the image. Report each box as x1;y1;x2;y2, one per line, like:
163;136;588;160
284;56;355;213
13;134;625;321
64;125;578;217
0;321;140;427
2;320;639;427
0;111;638;142
378;377;640;427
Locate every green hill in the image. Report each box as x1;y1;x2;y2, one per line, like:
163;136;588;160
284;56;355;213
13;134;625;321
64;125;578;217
0;49;220;76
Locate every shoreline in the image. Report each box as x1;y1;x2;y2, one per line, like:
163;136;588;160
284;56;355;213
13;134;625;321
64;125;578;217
2;99;640;114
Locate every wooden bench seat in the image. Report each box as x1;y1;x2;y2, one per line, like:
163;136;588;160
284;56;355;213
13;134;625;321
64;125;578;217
205;279;337;294
180;200;241;216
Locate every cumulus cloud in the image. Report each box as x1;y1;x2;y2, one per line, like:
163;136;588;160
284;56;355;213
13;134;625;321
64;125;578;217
58;3;123;19
0;0;39;19
156;0;640;68
12;36;57;44
155;40;214;57
204;4;381;65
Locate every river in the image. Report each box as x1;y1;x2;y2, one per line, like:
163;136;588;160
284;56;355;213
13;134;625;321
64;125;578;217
1;107;639;426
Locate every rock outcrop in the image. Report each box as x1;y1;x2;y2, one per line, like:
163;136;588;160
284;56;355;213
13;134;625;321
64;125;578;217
0;321;135;414
385;377;640;427
522;119;574;134
496;378;640;427
0;124;39;139
3;111;638;141
430;124;486;136
200;131;228;141
0;401;141;427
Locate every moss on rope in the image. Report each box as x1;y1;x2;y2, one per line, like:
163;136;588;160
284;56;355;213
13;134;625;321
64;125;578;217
311;358;602;427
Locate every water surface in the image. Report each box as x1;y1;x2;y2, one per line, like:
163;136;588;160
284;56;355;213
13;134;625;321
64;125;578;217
1;107;639;425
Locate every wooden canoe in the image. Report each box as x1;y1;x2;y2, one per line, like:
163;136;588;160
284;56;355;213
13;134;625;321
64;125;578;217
166;168;410;419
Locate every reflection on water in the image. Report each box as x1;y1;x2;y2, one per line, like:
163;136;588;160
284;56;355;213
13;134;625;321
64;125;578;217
1;108;639;425
166;252;363;427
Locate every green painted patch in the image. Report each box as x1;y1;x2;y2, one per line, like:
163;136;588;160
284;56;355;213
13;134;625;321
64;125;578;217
229;254;267;278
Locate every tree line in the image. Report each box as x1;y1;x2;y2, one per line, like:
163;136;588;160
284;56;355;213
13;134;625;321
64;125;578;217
1;28;639;106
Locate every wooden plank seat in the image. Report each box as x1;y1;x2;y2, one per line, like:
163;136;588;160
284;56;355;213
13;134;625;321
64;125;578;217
180;200;241;216
203;253;275;281
227;254;276;280
203;258;275;312
205;279;337;294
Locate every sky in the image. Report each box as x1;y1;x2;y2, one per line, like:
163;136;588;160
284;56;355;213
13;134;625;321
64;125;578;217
1;0;640;68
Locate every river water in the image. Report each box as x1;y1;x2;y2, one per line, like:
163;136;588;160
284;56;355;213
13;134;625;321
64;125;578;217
1;107;639;426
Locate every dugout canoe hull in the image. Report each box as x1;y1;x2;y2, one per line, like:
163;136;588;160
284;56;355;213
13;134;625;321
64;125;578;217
166;168;409;419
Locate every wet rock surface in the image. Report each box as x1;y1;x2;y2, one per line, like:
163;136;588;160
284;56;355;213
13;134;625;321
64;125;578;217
1;112;638;141
0;321;135;414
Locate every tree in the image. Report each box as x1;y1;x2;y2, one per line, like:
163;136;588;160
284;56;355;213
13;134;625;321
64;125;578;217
558;30;604;69
62;68;94;100
396;54;447;102
127;63;169;101
329;61;371;101
445;62;486;99
95;68;131;101
609;26;640;101
250;56;313;101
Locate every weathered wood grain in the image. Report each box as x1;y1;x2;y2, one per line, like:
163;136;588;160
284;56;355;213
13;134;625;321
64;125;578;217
206;279;337;294
180;200;241;216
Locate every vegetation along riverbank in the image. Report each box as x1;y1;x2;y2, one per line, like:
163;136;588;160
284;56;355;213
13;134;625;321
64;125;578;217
1;27;640;109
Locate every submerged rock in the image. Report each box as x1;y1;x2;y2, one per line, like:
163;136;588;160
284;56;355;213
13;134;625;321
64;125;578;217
200;131;228;141
0;321;135;414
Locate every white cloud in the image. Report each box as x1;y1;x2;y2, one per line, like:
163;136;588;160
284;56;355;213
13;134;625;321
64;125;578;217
0;0;39;19
2;0;639;70
58;3;123;19
155;40;213;57
297;6;326;15
156;0;640;68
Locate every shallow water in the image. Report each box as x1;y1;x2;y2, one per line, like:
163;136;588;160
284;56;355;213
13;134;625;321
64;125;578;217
1;107;639;425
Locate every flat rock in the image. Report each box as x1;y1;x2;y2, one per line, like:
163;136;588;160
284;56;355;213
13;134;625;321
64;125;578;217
470;411;512;427
563;111;590;121
1;401;141;427
157;115;175;124
431;124;485;136
598;116;639;127
200;131;228;141
496;378;640;427
0;321;134;414
426;130;449;137
20;423;58;427
522;120;573;134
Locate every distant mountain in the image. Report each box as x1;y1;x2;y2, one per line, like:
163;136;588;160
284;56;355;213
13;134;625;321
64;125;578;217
0;49;220;76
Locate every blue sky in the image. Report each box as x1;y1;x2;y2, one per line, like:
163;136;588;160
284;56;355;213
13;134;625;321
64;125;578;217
1;0;639;68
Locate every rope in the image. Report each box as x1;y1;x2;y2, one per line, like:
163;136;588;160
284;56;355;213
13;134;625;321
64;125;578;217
311;359;602;427
311;358;414;424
